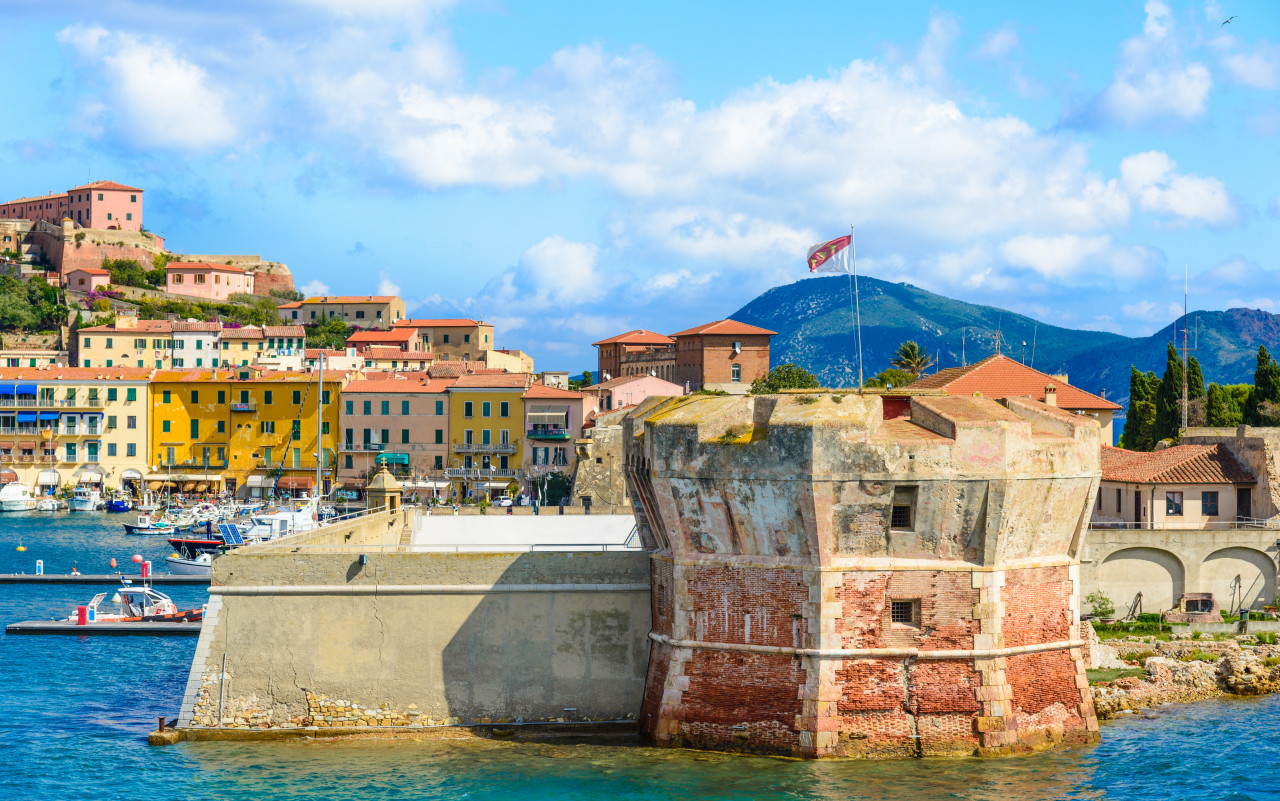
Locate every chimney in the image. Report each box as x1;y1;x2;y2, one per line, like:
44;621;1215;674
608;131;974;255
1044;384;1058;407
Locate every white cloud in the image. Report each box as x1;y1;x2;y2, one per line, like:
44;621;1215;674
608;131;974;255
999;234;1113;279
57;25;237;150
915;13;959;84
1122;299;1183;322
978;26;1020;59
488;236;609;310
1119;151;1235;224
376;272;402;297
1222;44;1280;89
299;279;331;296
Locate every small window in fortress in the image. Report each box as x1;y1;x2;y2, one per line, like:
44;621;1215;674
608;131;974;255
890;486;916;530
1165;491;1183;517
890;600;919;626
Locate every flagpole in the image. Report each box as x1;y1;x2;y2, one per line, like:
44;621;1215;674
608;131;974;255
849;225;864;392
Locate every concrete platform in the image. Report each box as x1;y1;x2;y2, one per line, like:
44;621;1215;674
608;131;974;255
0;573;209;585
411;513;639;551
6;620;202;635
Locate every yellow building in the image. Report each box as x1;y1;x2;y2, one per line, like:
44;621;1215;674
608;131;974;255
149;367;343;498
392;318;496;362
445;373;530;500
0;367;152;493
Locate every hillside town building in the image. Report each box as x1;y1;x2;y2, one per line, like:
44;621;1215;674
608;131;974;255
65;267;110;292
0;180;144;231
277;296;406;329
670;319;776;393
581;374;685;411
392;319;494;362
911;354;1122;442
593;330;675;383
338;377;454;501
166;262;255;301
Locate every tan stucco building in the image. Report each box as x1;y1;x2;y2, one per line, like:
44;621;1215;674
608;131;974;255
278;295;407;329
338;377;455;500
392;319;495;362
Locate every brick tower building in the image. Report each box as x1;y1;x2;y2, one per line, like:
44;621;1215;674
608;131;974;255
624;391;1100;758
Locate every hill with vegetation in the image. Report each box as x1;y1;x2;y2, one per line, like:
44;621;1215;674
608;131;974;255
730;276;1280;410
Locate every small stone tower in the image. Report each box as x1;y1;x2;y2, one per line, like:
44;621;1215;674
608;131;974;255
624;391;1100;758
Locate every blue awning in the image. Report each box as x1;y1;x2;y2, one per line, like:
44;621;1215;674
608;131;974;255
37;412;58;421
17;412;37;422
14;384;36;396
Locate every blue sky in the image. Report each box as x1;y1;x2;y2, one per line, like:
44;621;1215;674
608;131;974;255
2;1;1279;371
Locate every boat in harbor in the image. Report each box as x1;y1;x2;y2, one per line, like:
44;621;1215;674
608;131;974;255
63;580;204;623
34;496;61;512
106;497;132;513
0;482;37;512
123;514;177;536
68;485;104;512
165;552;213;577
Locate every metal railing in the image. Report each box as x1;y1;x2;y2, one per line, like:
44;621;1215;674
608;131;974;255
451;442;517;454
526;427;570;440
0;399;38;408
158;459;230;470
1088;517;1273;531
342;442;385;452
444;467;518;479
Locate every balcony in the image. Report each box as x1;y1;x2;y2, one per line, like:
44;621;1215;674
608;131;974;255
57;398;104;408
0;399;37;408
159;458;230;470
230;401;257;412
444;467;519;480
526;427;571;441
343;442;385;452
451;442;517;454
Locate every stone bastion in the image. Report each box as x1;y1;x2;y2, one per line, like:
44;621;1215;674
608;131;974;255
622;391;1102;758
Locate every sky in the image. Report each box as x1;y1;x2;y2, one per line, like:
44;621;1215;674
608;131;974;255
2;0;1278;371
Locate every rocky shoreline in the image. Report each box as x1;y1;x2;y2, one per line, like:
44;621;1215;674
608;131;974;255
1090;634;1280;718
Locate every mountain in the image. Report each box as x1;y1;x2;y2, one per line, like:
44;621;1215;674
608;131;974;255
730;277;1280;409
732;276;1125;388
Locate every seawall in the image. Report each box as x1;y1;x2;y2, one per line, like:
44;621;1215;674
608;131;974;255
176;510;651;734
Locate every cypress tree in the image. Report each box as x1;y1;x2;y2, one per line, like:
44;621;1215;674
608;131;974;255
1122;367;1161;450
1206;383;1229;427
1245;346;1280;425
1153;342;1184;442
1187;356;1205;400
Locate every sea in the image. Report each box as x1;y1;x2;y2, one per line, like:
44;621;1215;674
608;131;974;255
0;513;1274;801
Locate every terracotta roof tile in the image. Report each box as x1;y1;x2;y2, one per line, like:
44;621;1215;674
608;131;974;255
167;261;248;273
303;296;398;304
1101;444;1255;484
394;318;483;328
669;319;777;337
344;378;452;393
78;319;173;334
364;346;430;360
591;329;675;347
451;373;531;389
909;355;1120;411
70;180;143;192
522;382;583;399
347;329;416;343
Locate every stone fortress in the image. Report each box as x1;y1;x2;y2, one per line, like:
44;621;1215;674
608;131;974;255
625;391;1101;757
174;391;1103;759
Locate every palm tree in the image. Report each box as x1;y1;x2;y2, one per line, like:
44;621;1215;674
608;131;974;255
890;341;936;378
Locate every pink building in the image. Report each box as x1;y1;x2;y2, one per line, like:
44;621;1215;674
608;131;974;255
166;262;254;301
64;267;111;292
523;382;591;479
582;373;685;411
0;180;143;231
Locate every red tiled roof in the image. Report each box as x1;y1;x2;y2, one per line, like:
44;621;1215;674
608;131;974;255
909;355;1121;411
171;321;221;332
592;329;674;347
304;349;350;358
1101;444;1255;484
523;382;583;399
669;319;777;337
347;329;416;343
69;180;143;192
262;325;305;337
68;267;110;276
152;368;336;383
394;318;484;328
365;346;430;360
451;373;531;389
344;378;451;394
304;296;399;304
278;301;303;309
78;319;173;334
0;367;152;380
583;374;682;391
167;261;248;273
218;327;264;339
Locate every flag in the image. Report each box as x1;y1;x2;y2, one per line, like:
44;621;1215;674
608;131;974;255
807;234;852;273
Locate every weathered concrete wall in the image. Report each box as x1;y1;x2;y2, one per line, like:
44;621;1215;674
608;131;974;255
625;392;1101;759
179;541;651;731
1081;527;1280;616
1182;427;1280;521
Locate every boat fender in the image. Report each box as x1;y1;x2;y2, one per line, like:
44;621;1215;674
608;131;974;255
312;512;318;522
110;557;117;569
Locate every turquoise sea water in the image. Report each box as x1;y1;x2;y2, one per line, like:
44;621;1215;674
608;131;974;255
0;513;1275;800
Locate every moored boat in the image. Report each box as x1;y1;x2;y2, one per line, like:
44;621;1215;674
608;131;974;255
0;482;37;512
164;552;213;577
68;485;104;512
64;580;204;623
123;514;177;536
34;497;61;512
107;497;132;513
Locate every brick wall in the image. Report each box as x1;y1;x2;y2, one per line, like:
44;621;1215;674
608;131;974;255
673;334;770;390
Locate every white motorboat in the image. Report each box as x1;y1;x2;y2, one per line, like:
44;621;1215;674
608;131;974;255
0;483;37;512
240;495;322;542
67;580;204;622
164;552;213;577
35;497;61;512
68;485;104;511
123;514;177;536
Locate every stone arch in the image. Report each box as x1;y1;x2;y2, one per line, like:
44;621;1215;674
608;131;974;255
1099;547;1185;615
1202;547;1277;612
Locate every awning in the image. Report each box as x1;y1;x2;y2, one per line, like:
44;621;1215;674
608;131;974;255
195;482;208;492
147;480;164;490
0;442;11;450
77;473;102;483
277;476;315;490
0;469;16;484
246;475;270;488
181;482;195;491
121;469;143;480
36;469;60;486
17;441;35;449
408;480;450;489
526;405;568;426
17;412;36;423
14;384;36;396
375;452;410;465
37;412;58;421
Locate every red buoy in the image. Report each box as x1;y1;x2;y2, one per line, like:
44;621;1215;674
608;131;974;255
110;557;118;569
131;554;143;563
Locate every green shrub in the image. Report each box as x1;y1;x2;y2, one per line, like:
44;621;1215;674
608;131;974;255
1085;591;1116;619
1118;649;1156;664
1178;650;1219;663
1256;632;1278;645
1191;631;1204;640
1135;612;1162;625
1264;656;1280;668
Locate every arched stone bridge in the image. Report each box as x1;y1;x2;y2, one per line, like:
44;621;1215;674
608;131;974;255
1081;528;1280;616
